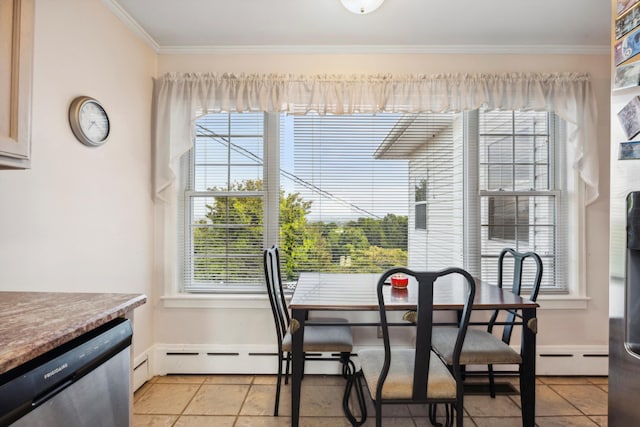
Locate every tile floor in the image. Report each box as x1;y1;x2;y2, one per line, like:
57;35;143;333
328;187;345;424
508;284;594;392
133;374;608;426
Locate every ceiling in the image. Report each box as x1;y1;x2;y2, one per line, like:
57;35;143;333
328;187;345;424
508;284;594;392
106;0;611;54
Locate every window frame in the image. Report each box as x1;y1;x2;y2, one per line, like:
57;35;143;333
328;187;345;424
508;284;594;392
181;112;278;293
173;110;582;301
469;109;568;295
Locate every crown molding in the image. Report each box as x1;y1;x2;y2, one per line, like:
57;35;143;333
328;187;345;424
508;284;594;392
156;44;609;56
102;0;160;52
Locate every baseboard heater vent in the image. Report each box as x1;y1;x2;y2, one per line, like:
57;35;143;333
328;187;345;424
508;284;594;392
539;353;573;357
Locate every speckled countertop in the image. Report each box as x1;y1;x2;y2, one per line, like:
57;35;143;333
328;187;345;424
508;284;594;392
0;292;146;375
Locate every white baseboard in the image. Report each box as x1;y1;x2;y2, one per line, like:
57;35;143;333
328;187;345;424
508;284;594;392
144;343;608;378
132;351;150;391
535;345;608;376
152;344;346;376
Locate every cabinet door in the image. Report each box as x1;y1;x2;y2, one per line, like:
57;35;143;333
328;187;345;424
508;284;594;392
0;0;34;169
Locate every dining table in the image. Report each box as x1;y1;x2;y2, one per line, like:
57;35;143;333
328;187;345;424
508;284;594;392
288;272;538;427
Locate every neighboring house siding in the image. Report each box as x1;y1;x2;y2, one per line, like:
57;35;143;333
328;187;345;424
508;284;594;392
407;115;464;270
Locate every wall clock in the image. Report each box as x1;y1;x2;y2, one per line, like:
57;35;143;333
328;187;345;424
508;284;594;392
68;96;110;147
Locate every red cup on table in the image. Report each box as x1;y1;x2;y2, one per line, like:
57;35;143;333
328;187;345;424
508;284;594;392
390;274;409;289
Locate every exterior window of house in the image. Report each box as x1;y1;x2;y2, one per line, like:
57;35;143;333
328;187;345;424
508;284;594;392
415;179;427;230
181;110;565;293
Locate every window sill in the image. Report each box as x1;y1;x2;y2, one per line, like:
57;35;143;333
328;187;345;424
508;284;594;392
161;293;590;310
161;293;271;309
536;294;591;310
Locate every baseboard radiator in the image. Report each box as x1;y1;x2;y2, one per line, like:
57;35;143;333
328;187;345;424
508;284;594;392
130;344;608;385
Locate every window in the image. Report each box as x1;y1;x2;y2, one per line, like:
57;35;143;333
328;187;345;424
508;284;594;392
478;110;562;291
182;113;267;292
181;109;567;293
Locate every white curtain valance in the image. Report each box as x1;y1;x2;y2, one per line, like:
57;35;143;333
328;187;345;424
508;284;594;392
153;72;598;204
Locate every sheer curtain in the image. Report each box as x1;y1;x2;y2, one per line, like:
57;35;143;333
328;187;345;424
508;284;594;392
152;72;598;292
154;72;598;204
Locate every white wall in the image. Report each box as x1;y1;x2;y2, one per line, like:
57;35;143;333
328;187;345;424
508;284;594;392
0;0;156;357
153;53;611;370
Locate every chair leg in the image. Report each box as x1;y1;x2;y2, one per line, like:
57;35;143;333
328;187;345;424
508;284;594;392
284;352;291;385
488;364;496;398
274;352;284;416
428;404;438;426
375;400;383;427
455;401;462;427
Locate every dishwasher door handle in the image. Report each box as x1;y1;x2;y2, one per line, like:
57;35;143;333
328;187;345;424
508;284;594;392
31;378;74;407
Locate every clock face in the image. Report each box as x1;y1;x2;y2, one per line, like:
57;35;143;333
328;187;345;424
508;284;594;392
69;96;110;147
79;100;109;144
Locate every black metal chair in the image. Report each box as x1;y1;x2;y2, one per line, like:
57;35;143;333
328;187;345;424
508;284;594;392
263;246;364;419
355;267;476;427
431;248;543;398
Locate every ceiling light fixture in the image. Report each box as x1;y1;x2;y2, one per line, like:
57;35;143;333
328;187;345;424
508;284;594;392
340;0;385;14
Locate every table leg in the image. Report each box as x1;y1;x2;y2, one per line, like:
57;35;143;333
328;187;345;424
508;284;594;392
291;308;306;427
520;307;536;427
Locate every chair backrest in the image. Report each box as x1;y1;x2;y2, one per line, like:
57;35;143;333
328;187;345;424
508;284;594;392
495;248;543;344
375;267;476;402
263;246;290;347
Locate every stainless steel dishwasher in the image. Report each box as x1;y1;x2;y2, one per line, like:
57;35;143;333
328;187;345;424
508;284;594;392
0;317;133;427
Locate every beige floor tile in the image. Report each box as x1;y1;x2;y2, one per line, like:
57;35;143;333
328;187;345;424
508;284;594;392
597;384;608;393
299;384;350;417
534;385;582;416
472;417;522;427
174;415;236;426
587;377;608;385
549;385;608;416
204;374;255;384
153;374;208;384
241;384;286;416
300;417;354;426
235;416;292;426
535;415;600;426
414;416;475;426
462;395;522;417
184;384;250;416
132;414;178;426
361;416;416;426
134;383;200;415
538;376;593;385
302;374;349;386
254;375;279;385
134;381;153;402
589;415;608;426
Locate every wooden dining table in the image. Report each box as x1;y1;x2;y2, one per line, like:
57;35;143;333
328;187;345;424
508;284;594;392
288;272;538;427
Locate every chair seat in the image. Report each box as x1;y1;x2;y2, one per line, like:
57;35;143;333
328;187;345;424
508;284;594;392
431;326;522;365
282;319;353;352
358;348;456;400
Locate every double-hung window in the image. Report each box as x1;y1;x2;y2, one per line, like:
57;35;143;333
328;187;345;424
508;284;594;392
476;109;565;292
182;113;267;292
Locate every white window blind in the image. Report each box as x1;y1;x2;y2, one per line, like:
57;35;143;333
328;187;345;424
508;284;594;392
278;113;411;282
